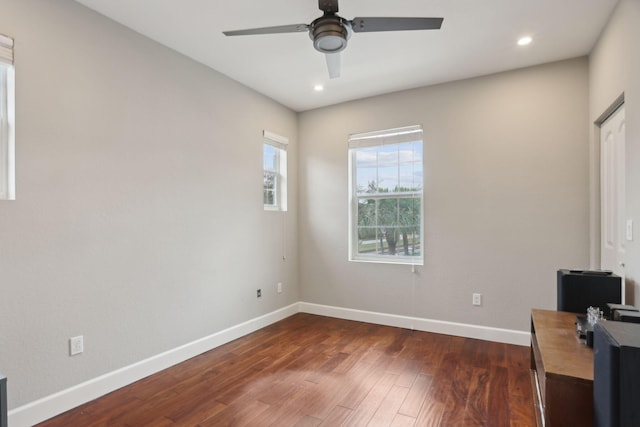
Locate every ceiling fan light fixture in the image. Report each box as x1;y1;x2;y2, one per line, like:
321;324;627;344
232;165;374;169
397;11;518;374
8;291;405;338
315;34;347;52
310;16;351;53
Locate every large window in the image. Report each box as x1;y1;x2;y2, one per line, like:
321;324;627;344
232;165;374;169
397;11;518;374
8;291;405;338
349;125;423;264
0;33;15;200
263;131;288;211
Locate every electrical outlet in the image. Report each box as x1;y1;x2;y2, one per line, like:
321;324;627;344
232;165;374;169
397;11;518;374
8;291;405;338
277;282;283;293
257;289;262;298
70;335;84;356
472;293;482;306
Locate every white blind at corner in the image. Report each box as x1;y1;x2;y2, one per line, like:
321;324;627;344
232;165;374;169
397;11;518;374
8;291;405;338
263;130;288;150
348;125;423;149
0;33;14;65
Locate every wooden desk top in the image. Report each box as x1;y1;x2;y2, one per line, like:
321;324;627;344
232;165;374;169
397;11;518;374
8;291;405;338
531;309;593;382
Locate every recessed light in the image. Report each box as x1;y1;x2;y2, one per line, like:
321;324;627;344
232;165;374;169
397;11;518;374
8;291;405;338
518;36;533;46
313;84;324;92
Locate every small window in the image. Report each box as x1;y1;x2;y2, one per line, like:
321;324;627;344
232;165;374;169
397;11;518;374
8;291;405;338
263;131;288;211
0;33;15;200
348;125;424;265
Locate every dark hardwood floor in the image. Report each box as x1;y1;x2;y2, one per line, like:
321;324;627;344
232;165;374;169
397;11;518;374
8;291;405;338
38;313;536;426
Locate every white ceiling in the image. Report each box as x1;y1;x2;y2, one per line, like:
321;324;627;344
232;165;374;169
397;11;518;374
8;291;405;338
74;0;618;112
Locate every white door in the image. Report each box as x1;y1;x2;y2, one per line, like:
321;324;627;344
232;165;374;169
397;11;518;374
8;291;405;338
600;105;626;291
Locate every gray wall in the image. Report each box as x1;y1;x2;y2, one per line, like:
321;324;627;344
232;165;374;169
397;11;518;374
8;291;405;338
298;57;591;332
0;0;298;409
589;0;640;306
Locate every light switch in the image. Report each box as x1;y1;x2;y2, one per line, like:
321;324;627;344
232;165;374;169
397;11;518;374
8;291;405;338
626;219;634;241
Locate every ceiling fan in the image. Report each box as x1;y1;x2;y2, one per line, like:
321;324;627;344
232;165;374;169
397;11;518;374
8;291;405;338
223;0;443;79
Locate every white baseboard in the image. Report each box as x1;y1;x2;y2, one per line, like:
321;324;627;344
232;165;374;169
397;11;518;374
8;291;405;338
298;302;531;347
8;303;299;427
9;301;529;426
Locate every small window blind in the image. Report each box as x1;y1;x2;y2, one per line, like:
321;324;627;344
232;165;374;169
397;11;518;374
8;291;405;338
0;34;13;66
263;130;288;150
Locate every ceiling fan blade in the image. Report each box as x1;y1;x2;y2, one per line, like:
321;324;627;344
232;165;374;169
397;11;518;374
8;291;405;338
325;52;340;79
223;24;309;36
319;0;339;14
350;17;443;33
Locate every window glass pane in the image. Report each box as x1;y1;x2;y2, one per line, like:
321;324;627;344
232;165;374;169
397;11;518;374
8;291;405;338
411;142;423;162
263;144;278;172
263;189;274;205
398;142;422;190
378;198;404;257
398;197;421;256
355;146;378;168
397;142;420;162
399;162;422;190
367;227;389;255
356;166;377;194
356;226;378;254
377;166;398;192
376;198;399;227
357;198;376;226
377;145;398;167
263;171;276;206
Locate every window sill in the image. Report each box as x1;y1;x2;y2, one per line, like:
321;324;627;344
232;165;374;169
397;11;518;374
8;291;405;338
349;256;424;266
264;206;287;212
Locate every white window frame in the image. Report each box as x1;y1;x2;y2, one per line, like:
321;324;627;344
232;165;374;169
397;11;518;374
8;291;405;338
348;125;424;265
0;33;15;201
263;130;288;211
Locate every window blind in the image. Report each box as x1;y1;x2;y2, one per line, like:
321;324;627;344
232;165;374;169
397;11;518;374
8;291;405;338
348;125;423;149
0;34;13;66
263;130;288;151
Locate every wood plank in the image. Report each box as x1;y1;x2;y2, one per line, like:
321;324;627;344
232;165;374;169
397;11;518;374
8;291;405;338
293;415;323;427
369;384;411;426
319;405;352;426
439;353;473;426
398;374;432;418
414;399;446;427
391;413;417;427
342;371;398;425
486;365;510;426
462;367;490;425
335;352;392;410
198;398;270;426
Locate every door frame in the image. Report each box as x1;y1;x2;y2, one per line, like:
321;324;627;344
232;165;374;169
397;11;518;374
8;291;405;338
594;93;625;300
